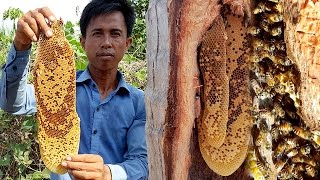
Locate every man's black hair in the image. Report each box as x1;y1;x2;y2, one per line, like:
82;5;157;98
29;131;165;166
80;0;135;37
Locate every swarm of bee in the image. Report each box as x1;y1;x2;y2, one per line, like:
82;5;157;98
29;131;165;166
247;0;320;179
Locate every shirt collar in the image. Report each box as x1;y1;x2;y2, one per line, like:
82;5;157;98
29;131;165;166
76;68;91;83
76;68;131;93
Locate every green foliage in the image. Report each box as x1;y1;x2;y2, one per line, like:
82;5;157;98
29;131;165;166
127;0;148;61
64;21;88;70
0;27;14;67
3;7;24;30
0;111;50;179
130;0;149;19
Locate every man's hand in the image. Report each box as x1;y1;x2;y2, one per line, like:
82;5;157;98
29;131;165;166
14;7;56;51
61;154;112;180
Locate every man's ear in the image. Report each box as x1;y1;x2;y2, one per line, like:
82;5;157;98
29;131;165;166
126;37;132;51
80;36;85;49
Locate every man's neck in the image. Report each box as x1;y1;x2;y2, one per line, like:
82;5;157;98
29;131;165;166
88;66;119;101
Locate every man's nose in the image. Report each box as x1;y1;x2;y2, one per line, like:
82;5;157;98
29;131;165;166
101;36;112;48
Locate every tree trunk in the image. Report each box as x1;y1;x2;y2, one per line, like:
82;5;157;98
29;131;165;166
145;0;251;179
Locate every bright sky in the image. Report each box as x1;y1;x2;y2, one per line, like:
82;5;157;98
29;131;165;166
0;0;91;29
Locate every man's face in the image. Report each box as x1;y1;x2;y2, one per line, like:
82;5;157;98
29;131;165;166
80;11;132;73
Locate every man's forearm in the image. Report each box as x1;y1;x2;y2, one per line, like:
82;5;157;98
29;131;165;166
0;44;36;114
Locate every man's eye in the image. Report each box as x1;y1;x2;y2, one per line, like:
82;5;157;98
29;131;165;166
112;32;121;36
93;32;101;36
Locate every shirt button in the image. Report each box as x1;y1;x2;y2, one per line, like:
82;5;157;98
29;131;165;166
12;66;17;71
93;129;97;134
92;84;96;88
96;107;100;112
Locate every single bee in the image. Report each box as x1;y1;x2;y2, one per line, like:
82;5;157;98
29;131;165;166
270;26;282;36
305;164;317;177
299;144;312;156
275;159;287;173
293;126;312;140
274;141;287;157
264;13;283;24
277;121;293;135
253;2;272;14
292;156;317;167
284;137;299;148
247;26;261;36
277;169;292;179
269;55;290;66
274;3;283;13
252;38;264;51
271;126;280;141
249;167;264;180
273;102;285;118
255;130;266;146
305;158;317;167
274;40;286;51
292;168;304;180
251;79;263;95
272;56;293;67
250;63;267;83
286;148;298;158
294;163;305;171
256;160;270;177
249;53;261;63
262;43;276;54
259;20;270;32
291;155;305;164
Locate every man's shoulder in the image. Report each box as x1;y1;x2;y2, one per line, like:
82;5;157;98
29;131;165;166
126;83;144;98
76;70;85;78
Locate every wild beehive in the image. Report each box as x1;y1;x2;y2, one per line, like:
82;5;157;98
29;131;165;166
145;0;320;179
33;20;80;174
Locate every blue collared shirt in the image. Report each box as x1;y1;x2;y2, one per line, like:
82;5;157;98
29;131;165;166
0;44;148;180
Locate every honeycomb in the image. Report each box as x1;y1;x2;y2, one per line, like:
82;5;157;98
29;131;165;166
198;15;229;148
198;12;252;176
33;20;80;174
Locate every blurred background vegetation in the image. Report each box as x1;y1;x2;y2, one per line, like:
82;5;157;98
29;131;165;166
0;0;148;179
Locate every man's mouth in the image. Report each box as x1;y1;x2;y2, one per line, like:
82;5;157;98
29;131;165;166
97;52;114;57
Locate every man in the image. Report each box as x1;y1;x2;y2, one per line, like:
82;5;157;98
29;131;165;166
0;0;148;179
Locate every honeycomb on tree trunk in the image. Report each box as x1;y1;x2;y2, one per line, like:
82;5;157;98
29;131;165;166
198;12;252;176
144;0;320;179
197;0;320;179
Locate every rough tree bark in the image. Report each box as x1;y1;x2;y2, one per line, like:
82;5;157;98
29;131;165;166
145;0;251;179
